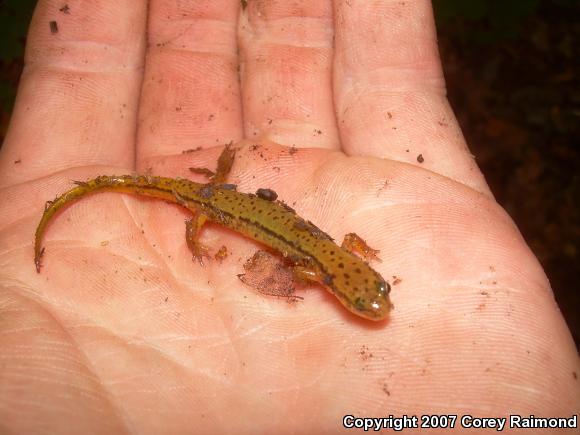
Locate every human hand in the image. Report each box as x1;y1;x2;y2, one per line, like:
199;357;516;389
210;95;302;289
0;1;578;433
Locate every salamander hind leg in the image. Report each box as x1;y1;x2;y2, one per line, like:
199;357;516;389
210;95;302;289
212;142;236;184
189;166;215;179
189;143;236;185
341;233;382;262
185;214;211;266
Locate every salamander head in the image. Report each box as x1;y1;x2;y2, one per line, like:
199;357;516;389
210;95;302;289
350;278;392;321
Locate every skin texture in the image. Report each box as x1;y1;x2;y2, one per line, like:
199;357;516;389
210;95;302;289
0;1;578;434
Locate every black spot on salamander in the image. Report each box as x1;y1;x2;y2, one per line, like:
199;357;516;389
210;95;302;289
214;209;229;224
199;185;214;199
293;219;309;231
44;199;55;211
220;184;237;190
323;274;334;286
292;218;333;241
306;220;333;241
256;188;278;201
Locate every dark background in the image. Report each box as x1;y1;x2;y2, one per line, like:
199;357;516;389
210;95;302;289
1;0;578;346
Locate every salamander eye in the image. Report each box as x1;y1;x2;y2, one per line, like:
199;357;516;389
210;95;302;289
377;280;391;296
354;279;392;321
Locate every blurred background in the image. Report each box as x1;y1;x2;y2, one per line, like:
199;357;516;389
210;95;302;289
0;0;578;346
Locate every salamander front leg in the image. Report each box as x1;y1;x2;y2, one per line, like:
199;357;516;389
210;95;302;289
292;264;335;288
185;213;211;266
341;233;382;262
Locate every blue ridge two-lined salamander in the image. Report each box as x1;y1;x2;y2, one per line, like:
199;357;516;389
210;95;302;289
34;145;391;321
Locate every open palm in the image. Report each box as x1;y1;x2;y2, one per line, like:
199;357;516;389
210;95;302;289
0;1;577;434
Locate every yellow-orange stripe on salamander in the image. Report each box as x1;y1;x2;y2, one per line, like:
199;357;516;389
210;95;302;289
34;147;391;321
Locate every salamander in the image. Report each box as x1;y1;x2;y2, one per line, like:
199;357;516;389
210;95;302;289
34;145;391;321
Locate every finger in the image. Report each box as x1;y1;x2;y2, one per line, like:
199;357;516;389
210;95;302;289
238;1;338;149
0;0;148;186
333;0;489;193
137;0;243;171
